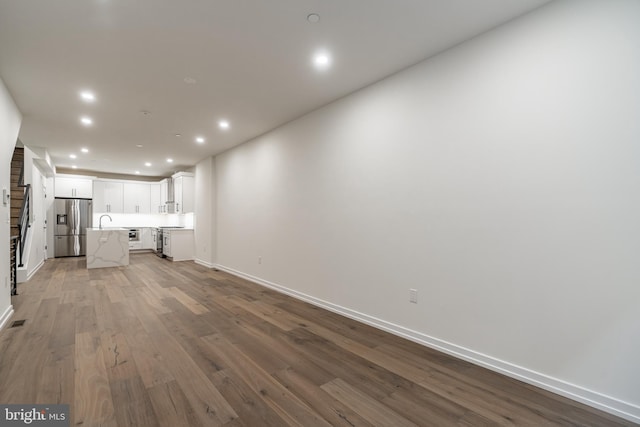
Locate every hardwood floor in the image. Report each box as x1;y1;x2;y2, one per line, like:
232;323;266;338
0;254;634;426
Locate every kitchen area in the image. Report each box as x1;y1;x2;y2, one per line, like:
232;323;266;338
53;171;196;268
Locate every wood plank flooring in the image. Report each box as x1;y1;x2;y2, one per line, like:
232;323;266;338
0;254;634;426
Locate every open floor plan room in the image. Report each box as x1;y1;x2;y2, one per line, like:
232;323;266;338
0;254;633;427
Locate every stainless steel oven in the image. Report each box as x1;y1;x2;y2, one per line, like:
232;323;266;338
128;229;140;241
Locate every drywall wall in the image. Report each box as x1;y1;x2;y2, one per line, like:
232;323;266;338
215;0;640;421
0;76;22;329
24;146;47;279
194;156;216;267
46;177;54;260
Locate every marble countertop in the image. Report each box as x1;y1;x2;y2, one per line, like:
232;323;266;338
88;227;128;231
86;227;130;269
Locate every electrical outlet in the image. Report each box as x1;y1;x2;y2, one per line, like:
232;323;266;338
409;288;418;304
258;256;262;264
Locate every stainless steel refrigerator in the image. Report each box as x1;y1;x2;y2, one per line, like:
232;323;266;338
54;198;92;257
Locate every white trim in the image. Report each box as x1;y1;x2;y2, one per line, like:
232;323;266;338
195;258;215;268
213;263;640;424
26;258;45;282
0;304;14;331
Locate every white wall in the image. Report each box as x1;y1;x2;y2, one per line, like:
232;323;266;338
24;146;47;277
46;177;54;259
194;156;216;267
0;76;22;329
214;0;640;421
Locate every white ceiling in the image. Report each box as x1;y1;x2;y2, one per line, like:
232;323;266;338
0;0;551;177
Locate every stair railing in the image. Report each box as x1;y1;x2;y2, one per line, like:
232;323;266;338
16;161;31;268
10;236;18;295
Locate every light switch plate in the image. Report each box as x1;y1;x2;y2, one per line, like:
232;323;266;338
2;188;9;206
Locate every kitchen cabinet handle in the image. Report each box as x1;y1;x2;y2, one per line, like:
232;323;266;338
176;203;180;212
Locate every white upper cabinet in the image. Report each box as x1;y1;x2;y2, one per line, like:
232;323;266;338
123;182;151;214
159;179;169;213
90;174;193;215
172;172;194;214
150;183;161;214
93;181;124;213
55;176;93;198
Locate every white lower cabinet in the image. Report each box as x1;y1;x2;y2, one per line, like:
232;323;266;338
141;228;154;250
162;232;171;257
162;229;194;261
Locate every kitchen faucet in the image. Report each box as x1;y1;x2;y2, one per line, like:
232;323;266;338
99;214;112;229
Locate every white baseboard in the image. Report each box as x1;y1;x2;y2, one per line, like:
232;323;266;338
195;258;216;268
0;304;15;331
27;258;45;282
17;258;45;283
213;263;640;424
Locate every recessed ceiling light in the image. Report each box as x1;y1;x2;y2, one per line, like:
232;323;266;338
166;158;174;163
136;144;143;148
307;13;320;23
184;77;197;84
80;116;93;126
144;162;151;167
71;165;77;169
80;91;96;102
218;120;230;130
140;110;151;116
135;171;140;174
196;136;205;144
69;154;77;159
313;52;332;70
175;134;182;137
81;147;89;153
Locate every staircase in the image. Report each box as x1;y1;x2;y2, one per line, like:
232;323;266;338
10;147;24;238
9;147;24;295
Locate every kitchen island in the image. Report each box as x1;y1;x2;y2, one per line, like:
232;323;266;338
86;228;129;269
